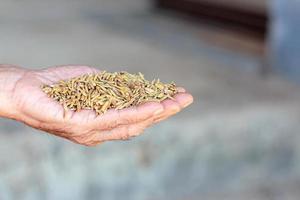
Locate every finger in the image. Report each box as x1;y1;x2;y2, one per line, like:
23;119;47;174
71;92;189;129
154;92;193;123
176;87;186;93
70;92;192;128
68;109;97;124
89;115;156;145
50;92;192;146
174;92;194;109
41;101;163;136
125;115;156;137
153;99;181;123
90;101;164;131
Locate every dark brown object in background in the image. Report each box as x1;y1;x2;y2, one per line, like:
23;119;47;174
155;0;268;39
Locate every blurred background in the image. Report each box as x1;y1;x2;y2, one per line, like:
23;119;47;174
0;0;300;199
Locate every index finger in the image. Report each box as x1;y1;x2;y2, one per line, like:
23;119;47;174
91;101;164;130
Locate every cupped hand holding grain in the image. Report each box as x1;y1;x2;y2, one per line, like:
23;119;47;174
0;65;193;146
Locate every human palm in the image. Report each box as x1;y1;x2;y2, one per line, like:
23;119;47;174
8;65;193;146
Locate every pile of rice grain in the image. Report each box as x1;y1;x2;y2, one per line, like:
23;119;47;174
42;71;178;115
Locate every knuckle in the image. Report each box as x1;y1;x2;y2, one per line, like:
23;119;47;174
120;126;130;140
128;125;144;137
69;124;90;135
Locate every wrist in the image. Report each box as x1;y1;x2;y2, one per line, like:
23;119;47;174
0;65;27;119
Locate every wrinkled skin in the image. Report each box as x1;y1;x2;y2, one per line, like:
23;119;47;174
0;65;193;146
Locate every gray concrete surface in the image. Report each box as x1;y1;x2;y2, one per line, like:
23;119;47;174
0;0;300;200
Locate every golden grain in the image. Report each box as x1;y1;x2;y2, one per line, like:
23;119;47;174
42;71;178;115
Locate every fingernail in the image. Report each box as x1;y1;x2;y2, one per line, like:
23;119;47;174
183;102;191;108
183;99;193;108
154;108;164;115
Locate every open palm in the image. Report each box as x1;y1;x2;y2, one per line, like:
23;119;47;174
11;65;193;146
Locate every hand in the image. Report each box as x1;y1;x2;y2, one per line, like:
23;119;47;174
0;65;193;146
